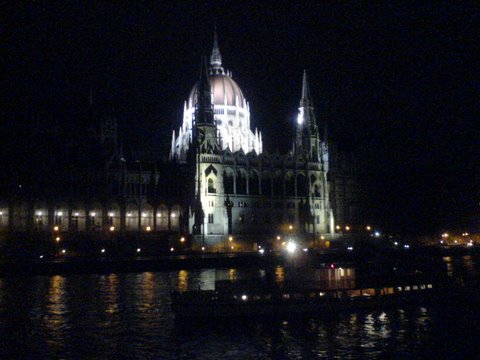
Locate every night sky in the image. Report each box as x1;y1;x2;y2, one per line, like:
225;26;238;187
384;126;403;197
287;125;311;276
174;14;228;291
1;2;479;235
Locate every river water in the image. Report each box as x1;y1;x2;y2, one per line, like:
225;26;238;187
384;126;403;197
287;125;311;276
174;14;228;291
1;255;479;359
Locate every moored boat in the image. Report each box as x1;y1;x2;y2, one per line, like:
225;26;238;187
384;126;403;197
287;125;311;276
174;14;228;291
171;274;457;319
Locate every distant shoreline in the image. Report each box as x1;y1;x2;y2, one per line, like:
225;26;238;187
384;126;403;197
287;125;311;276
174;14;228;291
1;246;477;278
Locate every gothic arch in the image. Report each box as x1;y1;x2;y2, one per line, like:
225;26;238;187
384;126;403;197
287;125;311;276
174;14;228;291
296;173;308;197
249;170;260;195
236;168;248;195
157;204;169;231
273;170;283;196
261;171;272;196
223;167;235;194
285;172;295;196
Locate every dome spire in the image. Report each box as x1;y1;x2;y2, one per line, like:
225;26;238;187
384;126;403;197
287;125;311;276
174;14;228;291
209;28;225;75
300;69;312;107
210;28;222;67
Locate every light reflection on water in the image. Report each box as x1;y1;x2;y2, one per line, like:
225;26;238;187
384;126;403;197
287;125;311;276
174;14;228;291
0;259;479;358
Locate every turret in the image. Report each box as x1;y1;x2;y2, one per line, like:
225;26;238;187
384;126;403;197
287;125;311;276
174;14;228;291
296;70;320;161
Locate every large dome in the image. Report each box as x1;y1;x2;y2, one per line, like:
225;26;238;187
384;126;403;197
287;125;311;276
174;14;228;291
188;74;246;109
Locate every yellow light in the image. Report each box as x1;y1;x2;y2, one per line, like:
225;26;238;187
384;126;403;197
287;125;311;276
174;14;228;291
171;213;176;218
289;225;293;230
127;213;132;217
109;226;115;232
141;213;146;218
336;225;341;230
146;226;151;232
55;237;60;242
276;236;281;240
180;237;185;242
54;226;59;232
108;212;114;217
320;235;325;240
231;246;234;250
366;226;371;231
345;226;350;231
228;236;233;242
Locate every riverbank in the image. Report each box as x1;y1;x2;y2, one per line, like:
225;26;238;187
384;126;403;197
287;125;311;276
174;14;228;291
1;245;478;277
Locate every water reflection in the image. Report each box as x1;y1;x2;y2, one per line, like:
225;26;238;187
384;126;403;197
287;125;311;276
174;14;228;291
275;266;285;283
177;270;188;292
443;256;453;276
1;256;480;359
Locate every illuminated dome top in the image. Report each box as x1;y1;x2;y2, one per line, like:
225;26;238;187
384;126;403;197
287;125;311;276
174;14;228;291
188;74;246;109
170;30;263;161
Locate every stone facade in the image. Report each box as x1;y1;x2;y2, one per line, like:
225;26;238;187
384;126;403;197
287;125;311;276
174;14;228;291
0;32;370;252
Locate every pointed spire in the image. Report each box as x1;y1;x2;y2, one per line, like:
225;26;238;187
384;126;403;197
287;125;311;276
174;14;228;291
210;28;222;67
199;54;210;87
300;69;312;107
194;56;215;127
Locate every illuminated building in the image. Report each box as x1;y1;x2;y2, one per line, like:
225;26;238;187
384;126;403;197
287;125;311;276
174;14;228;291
0;31;369;250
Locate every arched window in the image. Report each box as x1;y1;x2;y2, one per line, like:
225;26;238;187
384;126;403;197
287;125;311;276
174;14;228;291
261;172;272;196
285;173;295;196
249;171;259;195
237;170;247;194
223;170;234;194
208;178;216;193
273;172;283;196
297;174;308;196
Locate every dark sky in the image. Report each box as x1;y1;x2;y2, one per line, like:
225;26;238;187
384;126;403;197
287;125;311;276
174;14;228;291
1;1;479;234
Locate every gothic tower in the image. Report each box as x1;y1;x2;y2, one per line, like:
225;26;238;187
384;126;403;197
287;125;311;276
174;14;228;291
296;70;320;162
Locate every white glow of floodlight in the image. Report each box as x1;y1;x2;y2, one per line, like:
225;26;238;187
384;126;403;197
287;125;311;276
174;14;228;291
286;241;297;254
297;108;304;125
